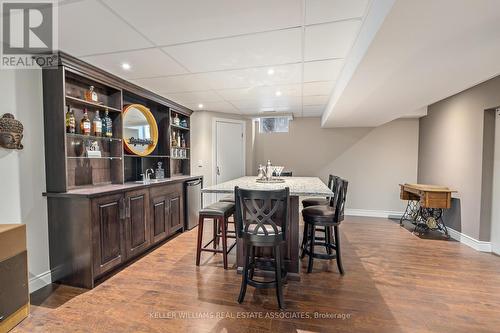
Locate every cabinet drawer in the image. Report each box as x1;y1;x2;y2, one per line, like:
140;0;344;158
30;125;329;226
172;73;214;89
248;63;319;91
150;183;182;197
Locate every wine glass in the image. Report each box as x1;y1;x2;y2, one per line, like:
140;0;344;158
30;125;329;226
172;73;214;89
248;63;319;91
270;166;278;178
276;166;284;178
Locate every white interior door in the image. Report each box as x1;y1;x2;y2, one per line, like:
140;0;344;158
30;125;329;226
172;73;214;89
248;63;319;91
215;120;245;200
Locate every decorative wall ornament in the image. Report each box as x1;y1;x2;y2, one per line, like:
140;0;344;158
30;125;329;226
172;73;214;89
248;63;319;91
0;113;24;150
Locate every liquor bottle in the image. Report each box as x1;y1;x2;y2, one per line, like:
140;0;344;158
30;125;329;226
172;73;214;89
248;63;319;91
84;85;98;103
80;109;91;135
93;111;102;136
65;105;76;133
171;130;177;147
103;109;113;137
181;134;186;148
101;110;107;137
155;162;165;180
177;131;181;148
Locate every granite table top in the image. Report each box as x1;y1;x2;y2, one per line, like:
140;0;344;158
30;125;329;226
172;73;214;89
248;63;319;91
202;176;333;197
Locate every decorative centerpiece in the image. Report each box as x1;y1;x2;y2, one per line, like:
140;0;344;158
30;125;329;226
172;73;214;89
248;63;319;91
256;160;285;183
0;113;24;150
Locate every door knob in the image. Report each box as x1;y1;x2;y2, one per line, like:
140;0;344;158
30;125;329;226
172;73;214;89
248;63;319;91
217;166;221;175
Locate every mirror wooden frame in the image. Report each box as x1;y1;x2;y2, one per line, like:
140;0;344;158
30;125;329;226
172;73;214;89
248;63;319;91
122;104;158;156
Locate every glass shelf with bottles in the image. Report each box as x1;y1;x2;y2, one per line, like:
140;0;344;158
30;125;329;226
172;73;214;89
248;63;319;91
170;129;188;159
171;111;189;129
65;105;117;139
64;79;122;112
65;105;122;159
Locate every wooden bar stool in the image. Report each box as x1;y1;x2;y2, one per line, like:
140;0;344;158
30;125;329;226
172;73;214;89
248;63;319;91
234;186;290;310
196;201;236;269
218;195;236;240
301;175;339;255
301;178;348;274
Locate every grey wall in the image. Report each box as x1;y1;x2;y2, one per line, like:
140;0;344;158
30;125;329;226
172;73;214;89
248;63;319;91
253;117;419;212
418;76;500;241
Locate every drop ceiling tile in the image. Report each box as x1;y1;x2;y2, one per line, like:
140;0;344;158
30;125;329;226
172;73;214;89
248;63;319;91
133;74;211;94
303;81;335;96
82;49;187;80
103;0;302;45
203;63;302;90
304;20;362;61
306;0;370;25
217;84;302;101
240;106;299;115
58;0;152;56
231;96;301;110
166;91;224;105
302;105;325;116
186;101;239;113
163;28;302;72
238;109;262;115
303;95;330;105
304;59;344;82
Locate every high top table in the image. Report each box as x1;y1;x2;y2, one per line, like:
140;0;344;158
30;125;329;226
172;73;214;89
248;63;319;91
202;176;333;280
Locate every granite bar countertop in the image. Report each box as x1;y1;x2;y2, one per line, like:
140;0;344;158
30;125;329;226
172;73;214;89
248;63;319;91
202;176;332;197
44;175;203;198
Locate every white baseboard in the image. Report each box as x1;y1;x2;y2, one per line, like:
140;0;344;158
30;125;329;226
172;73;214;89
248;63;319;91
344;209;494;253
29;270;52;292
345;209;403;219
447;228;492;252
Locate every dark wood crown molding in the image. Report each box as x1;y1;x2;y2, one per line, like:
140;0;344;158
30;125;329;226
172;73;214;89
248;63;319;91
54;51;192;116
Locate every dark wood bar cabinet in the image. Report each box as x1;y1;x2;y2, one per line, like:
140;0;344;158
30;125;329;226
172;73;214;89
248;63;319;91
42;52;198;289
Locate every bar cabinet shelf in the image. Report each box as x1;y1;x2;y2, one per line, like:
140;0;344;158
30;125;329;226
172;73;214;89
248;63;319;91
65;95;122;113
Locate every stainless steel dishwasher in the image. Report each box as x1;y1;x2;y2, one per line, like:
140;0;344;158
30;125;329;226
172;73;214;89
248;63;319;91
185;177;203;230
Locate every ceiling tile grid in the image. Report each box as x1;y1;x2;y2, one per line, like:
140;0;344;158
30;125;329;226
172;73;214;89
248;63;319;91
59;0;371;117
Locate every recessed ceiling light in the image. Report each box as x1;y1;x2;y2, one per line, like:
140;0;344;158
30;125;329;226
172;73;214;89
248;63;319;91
275;91;282;96
121;63;131;70
198;103;204;109
267;68;275;75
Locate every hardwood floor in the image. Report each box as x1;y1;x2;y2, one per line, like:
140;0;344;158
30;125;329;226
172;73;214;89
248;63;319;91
14;216;500;333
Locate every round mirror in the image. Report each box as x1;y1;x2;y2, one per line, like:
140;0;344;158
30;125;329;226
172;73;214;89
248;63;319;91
123;104;158;156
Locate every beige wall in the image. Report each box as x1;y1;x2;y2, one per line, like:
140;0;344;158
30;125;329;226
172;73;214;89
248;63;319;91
190;111;254;188
254;117;419;212
0;70;51;291
419;76;500;241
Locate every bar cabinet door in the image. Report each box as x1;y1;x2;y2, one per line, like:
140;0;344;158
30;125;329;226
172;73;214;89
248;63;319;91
124;189;151;259
91;193;125;277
